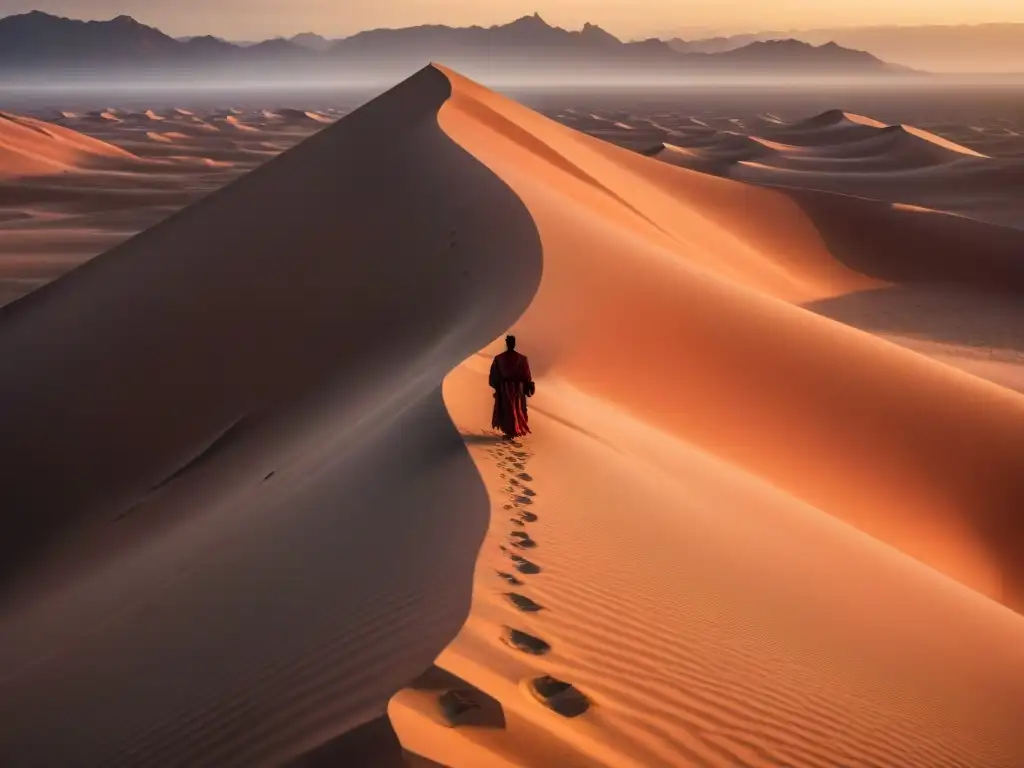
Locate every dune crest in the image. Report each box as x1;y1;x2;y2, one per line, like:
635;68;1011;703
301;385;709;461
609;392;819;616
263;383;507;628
635;104;1021;228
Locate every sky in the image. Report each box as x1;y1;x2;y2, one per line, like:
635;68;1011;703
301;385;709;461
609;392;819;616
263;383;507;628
4;0;1024;40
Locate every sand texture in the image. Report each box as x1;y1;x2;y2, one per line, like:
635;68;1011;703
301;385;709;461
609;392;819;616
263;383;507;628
1;67;1024;767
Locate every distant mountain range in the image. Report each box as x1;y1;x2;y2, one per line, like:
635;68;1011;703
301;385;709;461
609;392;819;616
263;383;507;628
665;24;1024;74
0;11;916;85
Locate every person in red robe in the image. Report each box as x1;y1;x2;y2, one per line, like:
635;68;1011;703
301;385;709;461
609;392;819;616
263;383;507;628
489;335;534;439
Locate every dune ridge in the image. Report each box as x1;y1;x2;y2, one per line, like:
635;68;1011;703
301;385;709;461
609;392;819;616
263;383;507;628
0;66;541;766
389;65;1024;766
435;64;1024;605
0;65;1023;768
627;105;1023;229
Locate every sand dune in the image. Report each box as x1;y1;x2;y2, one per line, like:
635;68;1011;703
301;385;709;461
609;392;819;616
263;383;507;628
650;121;986;174
120;109;166;123
435;63;1024;594
0;111;138;178
221;115;261;132
787;109;888;130
625;106;1024;228
1;66;1023;768
81;110;123;123
0;66;541;767
415;67;1024;765
258;108;334;125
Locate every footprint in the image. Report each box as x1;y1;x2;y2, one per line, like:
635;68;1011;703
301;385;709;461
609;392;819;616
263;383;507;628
510;518;526;527
528;676;590;717
513;496;533;506
503;504;515;511
502;628;551;655
517;473;533;482
506;593;544;612
511;556;541;575
518;511;538;523
497;571;524;586
509;534;537;549
512;463;525;470
438;689;506;728
521;488;536;497
439;690;481;725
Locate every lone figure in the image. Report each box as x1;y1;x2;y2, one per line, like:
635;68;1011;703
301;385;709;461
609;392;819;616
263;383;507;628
489;335;534;439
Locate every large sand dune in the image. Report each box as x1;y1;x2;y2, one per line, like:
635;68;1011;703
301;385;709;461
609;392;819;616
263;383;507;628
1;66;1023;766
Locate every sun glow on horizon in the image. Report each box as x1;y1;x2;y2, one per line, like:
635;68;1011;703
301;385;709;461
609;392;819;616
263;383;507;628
4;0;1024;40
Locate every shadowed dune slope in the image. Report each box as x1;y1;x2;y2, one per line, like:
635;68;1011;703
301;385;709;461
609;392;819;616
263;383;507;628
0;66;541;766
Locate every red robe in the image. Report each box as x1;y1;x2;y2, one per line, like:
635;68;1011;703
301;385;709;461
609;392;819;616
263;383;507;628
489;350;533;438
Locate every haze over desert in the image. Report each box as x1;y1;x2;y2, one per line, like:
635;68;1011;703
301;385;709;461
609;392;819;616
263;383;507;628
2;7;1024;768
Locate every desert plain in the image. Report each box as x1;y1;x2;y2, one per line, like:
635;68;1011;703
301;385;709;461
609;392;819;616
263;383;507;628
1;69;1024;767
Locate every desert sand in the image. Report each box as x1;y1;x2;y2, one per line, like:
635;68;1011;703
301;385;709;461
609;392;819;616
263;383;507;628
1;66;1023;767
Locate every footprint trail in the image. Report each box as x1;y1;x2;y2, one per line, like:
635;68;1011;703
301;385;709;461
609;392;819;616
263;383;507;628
485;431;591;718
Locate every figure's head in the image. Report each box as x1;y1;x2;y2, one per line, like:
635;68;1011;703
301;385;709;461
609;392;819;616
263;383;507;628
505;334;516;351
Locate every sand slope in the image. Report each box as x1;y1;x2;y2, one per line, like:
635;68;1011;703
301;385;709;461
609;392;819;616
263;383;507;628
632;107;1024;229
2;66;1024;767
0;105;342;308
0;111;137;178
0;67;540;766
390;67;1024;766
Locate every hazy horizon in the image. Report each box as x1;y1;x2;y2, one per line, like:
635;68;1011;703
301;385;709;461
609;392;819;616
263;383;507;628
3;1;1024;42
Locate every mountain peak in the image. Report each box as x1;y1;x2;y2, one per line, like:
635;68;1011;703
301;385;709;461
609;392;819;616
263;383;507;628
579;21;621;44
290;32;332;51
507;12;551;28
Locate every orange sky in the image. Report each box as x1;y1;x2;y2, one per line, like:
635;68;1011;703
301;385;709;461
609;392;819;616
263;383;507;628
6;0;1024;39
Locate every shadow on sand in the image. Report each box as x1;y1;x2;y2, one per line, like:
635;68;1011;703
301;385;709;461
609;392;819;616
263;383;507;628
284;713;444;768
780;185;1024;292
804;283;1024;354
460;431;509;445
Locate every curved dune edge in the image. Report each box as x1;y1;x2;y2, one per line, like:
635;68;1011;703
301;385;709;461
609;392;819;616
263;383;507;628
389;66;1024;767
637;107;1024;229
0;111;139;178
0;67;542;766
651;121;988;174
436;65;1024;605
